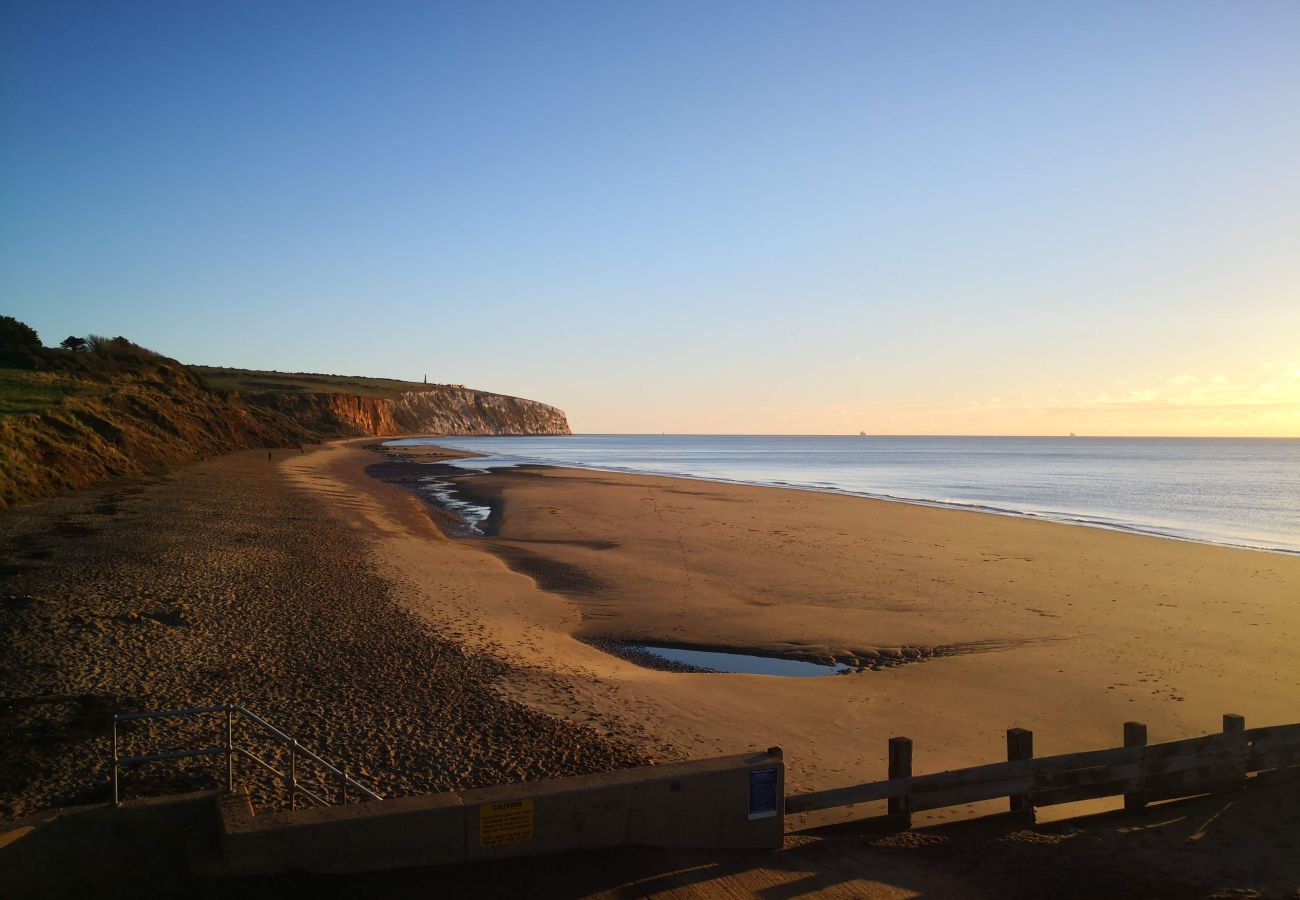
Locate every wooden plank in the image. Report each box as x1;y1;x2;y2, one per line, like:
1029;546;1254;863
1148;743;1243;778
1145;732;1224;763
1247;725;1300;772
1243;723;1300;744
1248;748;1300;774
908;759;1031;795
910;776;1032;812
1032;778;1138;807
1031;745;1141;776
784;778;906;815
1146;764;1243;802
1033;762;1142;791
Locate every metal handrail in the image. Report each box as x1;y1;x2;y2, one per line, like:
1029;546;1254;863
111;703;383;807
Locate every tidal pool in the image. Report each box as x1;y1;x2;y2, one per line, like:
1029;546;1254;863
626;644;851;677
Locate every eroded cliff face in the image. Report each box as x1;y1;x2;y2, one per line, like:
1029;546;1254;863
0;360;316;506
246;392;399;437
246;386;570;437
0;350;570;506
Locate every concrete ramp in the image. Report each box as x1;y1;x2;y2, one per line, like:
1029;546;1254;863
217;749;784;876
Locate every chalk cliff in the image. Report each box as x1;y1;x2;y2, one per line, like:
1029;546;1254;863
389;387;569;436
0;347;569;506
243;386;569;438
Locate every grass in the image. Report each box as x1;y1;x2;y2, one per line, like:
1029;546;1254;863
0;369;106;418
188;366;441;399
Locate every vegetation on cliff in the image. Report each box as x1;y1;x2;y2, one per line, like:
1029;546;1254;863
0;321;569;507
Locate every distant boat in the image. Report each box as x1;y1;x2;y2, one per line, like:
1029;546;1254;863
1069;432;1077;437
859;431;867;437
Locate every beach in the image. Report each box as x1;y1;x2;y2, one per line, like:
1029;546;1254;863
4;438;1300;895
0;446;647;821
348;440;1300;826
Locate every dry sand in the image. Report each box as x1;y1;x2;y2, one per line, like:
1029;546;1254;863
0;447;647;821
334;440;1300;829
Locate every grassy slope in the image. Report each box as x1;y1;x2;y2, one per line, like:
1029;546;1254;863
189;366;443;399
0;349;318;506
0;368;110;417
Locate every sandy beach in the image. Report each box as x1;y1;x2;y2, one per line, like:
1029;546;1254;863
341;440;1300;828
4;439;1300;896
0;446;647;822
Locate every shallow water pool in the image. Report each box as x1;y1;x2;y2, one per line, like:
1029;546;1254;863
627;644;851;677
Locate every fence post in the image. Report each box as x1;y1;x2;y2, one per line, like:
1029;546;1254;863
290;741;298;811
225;705;234;793
888;736;912;829
1007;727;1034;817
339;766;347;805
1124;721;1148;813
112;715;120;806
1223;713;1247;789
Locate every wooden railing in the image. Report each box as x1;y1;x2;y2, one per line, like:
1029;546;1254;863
786;714;1300;827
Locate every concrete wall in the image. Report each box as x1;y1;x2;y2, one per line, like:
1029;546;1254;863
217;749;783;876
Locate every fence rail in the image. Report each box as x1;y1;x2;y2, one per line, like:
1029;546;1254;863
111;703;383;808
786;714;1300;826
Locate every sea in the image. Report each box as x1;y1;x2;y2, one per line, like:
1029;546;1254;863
387;435;1300;555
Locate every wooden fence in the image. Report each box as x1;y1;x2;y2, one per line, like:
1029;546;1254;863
785;714;1300;827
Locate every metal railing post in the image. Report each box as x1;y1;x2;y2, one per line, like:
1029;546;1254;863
339;766;347;805
290;741;298;811
225;705;234;793
112;715;120;806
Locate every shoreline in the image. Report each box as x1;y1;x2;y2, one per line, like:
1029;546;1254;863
353;438;1300;832
4;438;1300;894
399;437;1299;557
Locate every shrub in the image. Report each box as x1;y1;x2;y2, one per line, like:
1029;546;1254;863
0;315;41;348
84;334;164;361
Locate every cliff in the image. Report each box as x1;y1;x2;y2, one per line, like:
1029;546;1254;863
0;349;569;507
246;386;570;438
389;387;569;436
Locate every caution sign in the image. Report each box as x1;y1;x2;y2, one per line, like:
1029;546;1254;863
478;799;534;847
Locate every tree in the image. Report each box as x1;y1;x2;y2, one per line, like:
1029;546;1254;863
0;315;41;348
60;336;89;351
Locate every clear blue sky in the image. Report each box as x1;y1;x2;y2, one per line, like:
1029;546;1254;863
4;1;1298;434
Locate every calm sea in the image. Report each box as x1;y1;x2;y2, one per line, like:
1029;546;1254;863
388;435;1300;555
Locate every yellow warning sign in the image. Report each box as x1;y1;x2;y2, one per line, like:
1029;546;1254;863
478;799;534;847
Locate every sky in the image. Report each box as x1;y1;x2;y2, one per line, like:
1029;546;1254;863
3;1;1298;436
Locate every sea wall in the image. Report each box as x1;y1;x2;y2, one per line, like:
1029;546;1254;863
217;749;784;876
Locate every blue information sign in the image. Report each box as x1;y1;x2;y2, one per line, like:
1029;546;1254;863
748;766;778;820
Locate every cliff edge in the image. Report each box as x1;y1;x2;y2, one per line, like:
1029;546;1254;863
0;350;569;507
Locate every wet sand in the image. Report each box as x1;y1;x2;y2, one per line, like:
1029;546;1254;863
347;441;1300;828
